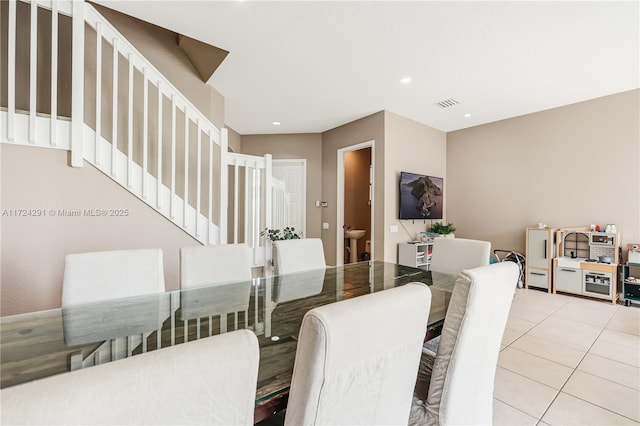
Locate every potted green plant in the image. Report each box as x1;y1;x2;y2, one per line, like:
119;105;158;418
261;227;302;241
430;222;456;238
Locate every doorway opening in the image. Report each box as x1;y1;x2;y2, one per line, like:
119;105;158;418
336;141;375;266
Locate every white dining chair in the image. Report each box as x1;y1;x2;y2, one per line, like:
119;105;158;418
429;237;491;276
1;329;260;425
62;248;165;307
179;243;253;335
180;243;253;288
62;248;167;364
409;262;519;426
272;238;326;275
285;283;432;426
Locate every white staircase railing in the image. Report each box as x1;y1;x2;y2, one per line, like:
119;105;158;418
226;152;272;266
2;0;272;250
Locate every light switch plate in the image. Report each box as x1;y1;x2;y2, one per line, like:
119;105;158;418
323;222;330;230
390;225;398;233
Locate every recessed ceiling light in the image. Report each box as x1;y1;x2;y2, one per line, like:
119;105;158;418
464;113;471;118
272;121;281;126
271;336;280;341
400;77;412;84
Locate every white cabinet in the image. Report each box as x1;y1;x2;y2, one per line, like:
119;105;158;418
554;259;619;304
555;266;582;294
525;227;555;292
398;242;433;270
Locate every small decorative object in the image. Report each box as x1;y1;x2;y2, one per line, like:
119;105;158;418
430;222;456;238
261;227;302;241
419;232;437;243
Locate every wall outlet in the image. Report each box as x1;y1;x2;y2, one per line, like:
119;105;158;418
322;222;330;230
315;200;320;207
390;225;398;233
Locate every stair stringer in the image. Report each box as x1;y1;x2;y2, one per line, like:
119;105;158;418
82;124;220;246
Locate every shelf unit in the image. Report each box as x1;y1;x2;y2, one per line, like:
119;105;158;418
623;263;640;305
398;242;433;270
553;229;621;304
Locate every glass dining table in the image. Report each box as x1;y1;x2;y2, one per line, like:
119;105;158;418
0;260;456;422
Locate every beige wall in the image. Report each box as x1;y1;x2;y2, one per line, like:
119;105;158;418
321;112;385;265
241;112;445;265
241;134;323;240
227;127;242;153
446;89;640;259
0;144;200;316
384;112;447;262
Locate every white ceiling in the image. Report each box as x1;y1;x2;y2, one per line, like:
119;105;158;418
93;1;639;135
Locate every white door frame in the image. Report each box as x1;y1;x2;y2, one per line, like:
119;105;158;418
336;140;375;266
272;159;307;237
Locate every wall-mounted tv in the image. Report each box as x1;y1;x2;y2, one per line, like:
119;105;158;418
399;171;443;220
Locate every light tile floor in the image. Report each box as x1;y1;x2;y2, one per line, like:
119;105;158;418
494;289;640;425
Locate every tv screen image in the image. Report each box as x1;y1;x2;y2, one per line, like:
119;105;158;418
399;172;443;220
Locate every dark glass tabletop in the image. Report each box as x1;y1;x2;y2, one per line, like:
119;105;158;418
0;261;456;407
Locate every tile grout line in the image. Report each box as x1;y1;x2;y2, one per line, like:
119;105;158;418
504;293;592;423
498;291;638;424
495;292;571;422
535;304;640;424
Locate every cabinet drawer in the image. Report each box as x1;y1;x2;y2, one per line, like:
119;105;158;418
527;269;548;289
556;267;581;293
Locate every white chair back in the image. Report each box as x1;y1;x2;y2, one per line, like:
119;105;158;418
62;248;165;307
285;283;432;426
1;330;260;425
179;244;252;331
180;243;252;289
273;238;326;275
430;237;491;275
412;262;519;426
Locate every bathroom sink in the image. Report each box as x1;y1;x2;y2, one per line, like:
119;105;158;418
345;230;366;264
345;229;366;240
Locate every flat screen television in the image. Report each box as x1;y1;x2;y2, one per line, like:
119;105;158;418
399;171;443;220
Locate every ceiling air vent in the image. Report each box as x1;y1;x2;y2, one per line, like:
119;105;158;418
437;98;459;108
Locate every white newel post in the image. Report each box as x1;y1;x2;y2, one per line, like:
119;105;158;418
71;0;85;167
219;128;229;244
